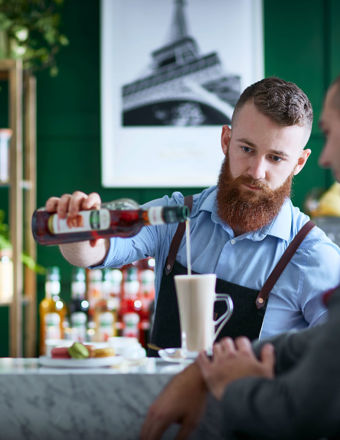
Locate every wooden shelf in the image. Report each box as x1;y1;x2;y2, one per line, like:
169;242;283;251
0;59;37;357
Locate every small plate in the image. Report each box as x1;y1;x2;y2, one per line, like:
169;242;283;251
39;355;123;368
158;348;198;364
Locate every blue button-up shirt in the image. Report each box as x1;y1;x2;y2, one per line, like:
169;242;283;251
98;186;340;339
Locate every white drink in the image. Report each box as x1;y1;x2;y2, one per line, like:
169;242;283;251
175;274;216;352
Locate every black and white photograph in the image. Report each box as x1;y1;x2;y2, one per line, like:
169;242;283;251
101;0;264;187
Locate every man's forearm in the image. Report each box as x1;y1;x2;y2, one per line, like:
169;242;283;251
59;238;110;267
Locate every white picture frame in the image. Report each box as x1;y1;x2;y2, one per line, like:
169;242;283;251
101;0;264;187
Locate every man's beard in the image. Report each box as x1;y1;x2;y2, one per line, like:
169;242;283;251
216;156;293;233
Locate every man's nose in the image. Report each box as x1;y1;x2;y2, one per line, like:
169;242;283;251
248;157;267;180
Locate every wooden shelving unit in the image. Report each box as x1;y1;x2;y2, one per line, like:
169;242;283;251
0;59;37;357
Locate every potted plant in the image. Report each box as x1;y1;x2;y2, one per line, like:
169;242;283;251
0;0;69;76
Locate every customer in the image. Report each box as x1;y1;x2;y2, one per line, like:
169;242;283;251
44;77;340;350
140;76;340;440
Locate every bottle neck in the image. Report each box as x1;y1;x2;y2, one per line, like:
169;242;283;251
71;281;86;300
143;205;189;226
45;280;60;300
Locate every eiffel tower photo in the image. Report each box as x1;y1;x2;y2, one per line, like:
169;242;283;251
122;0;241;126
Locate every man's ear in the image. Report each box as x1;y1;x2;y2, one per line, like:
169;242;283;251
221;125;231;155
294;148;312;175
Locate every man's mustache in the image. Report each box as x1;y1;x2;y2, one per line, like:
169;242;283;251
232;175;271;192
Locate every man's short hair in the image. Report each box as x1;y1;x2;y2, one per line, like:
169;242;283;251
330;75;340;113
232;77;313;130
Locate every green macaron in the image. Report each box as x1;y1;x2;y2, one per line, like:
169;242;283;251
68;342;89;359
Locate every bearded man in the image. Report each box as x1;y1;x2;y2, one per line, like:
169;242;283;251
44;77;340;352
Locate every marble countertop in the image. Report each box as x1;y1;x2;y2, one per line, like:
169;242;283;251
0;356;184;375
0;358;224;440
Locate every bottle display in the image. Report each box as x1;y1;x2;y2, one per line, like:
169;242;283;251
38;258;155;353
31;198;189;246
39;266;67;354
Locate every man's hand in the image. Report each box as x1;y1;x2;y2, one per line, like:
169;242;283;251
140;362;207;440
45;191;102;247
197;337;275;400
45;191;101;217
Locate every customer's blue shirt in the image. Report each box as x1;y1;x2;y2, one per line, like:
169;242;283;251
96;186;340;339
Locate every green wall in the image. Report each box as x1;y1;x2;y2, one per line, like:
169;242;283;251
1;0;340;356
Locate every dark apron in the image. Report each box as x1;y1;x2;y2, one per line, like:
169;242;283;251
149;195;315;356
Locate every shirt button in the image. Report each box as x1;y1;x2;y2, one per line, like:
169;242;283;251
230;239;236;245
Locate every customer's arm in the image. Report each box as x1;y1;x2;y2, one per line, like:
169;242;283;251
140;362;208;440
219;294;340;439
140;326;320;440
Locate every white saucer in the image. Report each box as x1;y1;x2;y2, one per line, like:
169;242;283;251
158;348;198;364
39;355;123;368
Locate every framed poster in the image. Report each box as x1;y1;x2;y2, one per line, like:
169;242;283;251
101;0;264;187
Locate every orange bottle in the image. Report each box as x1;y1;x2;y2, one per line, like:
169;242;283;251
39;266;67;354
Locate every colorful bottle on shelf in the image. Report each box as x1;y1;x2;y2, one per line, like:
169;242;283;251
120;266;141;340
39;266;67;354
87;269;103;324
139;267;155;347
94;269;118;341
69;267;89;342
31;198;189;246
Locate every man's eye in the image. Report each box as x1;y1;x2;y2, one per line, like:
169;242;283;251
270;155;282;163
241;146;253;153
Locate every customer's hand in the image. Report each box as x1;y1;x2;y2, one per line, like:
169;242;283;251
140;362;207;440
197;336;275;400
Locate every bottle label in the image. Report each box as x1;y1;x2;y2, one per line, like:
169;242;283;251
48;209;111;234
45;313;61;340
147;207;164;225
71;281;86;297
122;313;140;338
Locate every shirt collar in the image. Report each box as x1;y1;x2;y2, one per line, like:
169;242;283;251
199;187;292;242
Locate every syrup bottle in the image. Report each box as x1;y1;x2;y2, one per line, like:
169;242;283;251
32;198;189;246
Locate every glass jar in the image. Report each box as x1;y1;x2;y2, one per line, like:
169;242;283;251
0;129;12;184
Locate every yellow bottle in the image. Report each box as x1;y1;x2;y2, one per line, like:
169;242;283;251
39;266;67;354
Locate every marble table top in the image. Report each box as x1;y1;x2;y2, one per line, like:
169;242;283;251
0;358;224;440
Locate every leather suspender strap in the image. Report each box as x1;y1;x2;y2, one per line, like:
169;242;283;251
256;220;316;309
164;195;193;275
